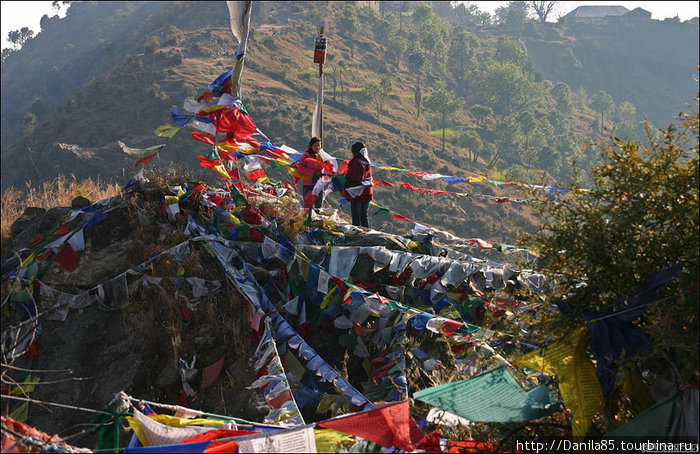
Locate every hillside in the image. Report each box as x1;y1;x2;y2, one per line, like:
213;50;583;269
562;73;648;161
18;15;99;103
0;169;546;450
1;3;698;452
1;1;698;244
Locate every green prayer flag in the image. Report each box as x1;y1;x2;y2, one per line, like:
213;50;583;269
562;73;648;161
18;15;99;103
338;331;358;350
317;394;337;414
606;390;681;437
9;401;29;423
93;407;122;454
373;207;392;216
454;323;481;336
414;365;558;423
207;147;221;161
387;300;409;311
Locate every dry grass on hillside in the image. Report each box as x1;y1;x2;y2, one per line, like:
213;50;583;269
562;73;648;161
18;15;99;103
1;174;122;242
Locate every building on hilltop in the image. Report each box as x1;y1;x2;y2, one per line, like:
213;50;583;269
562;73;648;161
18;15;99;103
561;5;651;23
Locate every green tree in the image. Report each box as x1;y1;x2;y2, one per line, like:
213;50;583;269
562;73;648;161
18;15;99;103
409;52;427;118
447;26;479;81
337;4;360;59
453;2;487;27
7;27;34;49
496;1;529;38
470;104;493;128
483;60;543;114
420;16;449;61
616;100;637;125
489;115;524;167
495;37;527;66
387;35;408;66
551;82;572;113
2;48;16;62
372;15;398;52
457;130;483;164
380;73;392;100
337;60;348;101
424;81;464;153
363;81;382;121
521;98;699;423
590;90;614;133
517;111;537;147
411;3;433;30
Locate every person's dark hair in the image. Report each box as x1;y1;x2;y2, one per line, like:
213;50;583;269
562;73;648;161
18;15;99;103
308;137;322;149
351;141;365;157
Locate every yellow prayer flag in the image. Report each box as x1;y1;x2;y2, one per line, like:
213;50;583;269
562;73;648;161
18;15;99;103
200;105;228;113
320;285;338;309
315;428;354;453
286;351;307;382
20;253;35;268
213;164;231;180
154;125;182;138
164;196;179;205
10;375;40;395
515;327;602;438
149;414;224;428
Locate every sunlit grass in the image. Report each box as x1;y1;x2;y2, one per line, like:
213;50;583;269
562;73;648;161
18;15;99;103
428;127;462;137
1;174;122;241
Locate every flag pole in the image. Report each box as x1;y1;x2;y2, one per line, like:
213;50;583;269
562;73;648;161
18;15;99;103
314;27;327;142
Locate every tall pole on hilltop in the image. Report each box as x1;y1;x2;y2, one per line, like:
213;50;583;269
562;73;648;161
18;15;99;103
313;27;327;143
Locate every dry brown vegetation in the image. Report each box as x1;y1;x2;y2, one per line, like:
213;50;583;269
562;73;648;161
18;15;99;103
1;174;122;241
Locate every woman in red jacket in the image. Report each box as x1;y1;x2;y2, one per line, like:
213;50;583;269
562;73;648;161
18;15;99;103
345;141;373;228
297;137;325;208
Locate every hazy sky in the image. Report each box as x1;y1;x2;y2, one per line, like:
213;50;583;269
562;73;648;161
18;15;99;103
1;1;698;49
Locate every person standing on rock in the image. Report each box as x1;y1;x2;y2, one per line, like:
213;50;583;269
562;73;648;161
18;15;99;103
297;137;325;209
345;141;373;228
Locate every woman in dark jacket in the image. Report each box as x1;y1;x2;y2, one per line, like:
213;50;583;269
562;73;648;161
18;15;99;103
345;141;373;228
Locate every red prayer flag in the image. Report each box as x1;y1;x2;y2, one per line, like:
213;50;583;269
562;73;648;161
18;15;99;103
134;153;157;168
438;319;464;337
23;340;38;360
338;160;349;175
417;430;442;453
446;439;498;453
391;213;414;223
55;243;79;272
198;156;221;170
52;224;71;237
243;206;262;225
204;440;241;453
36;249;52;262
265;390;293;409
191;131;216;145
353;322;376;336
209;193;224;206
172;391;188;408
27;236;45;249
303;191;317;209
249;228;264;242
197;91;217;103
200;357;225;389
373;179;394;186
318;401;424;452
247;168;266;181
